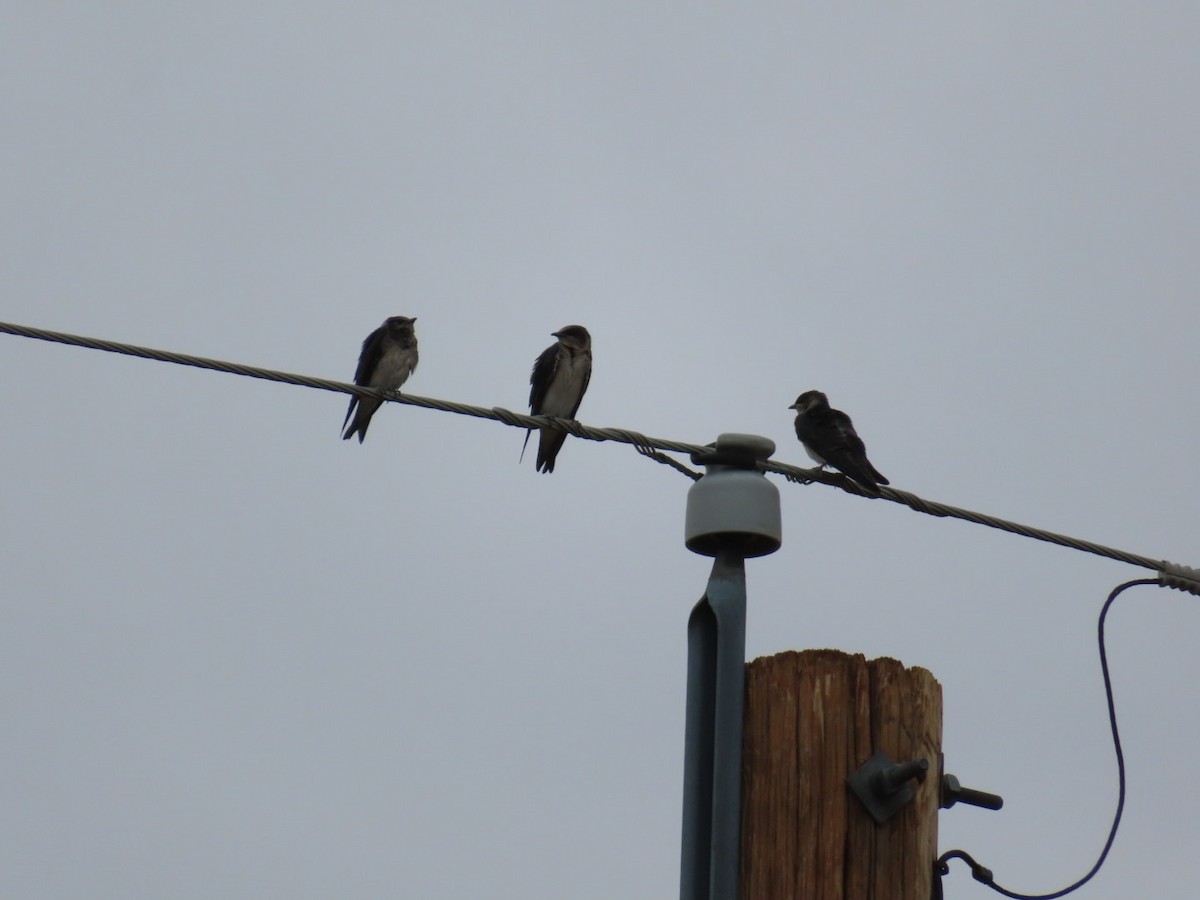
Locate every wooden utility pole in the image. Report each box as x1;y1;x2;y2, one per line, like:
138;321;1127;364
739;649;942;900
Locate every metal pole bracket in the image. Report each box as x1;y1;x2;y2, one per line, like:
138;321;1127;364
847;751;929;824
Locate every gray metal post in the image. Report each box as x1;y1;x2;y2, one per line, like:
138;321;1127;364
680;434;781;900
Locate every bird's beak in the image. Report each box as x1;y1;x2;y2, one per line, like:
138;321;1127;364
788;404;798;410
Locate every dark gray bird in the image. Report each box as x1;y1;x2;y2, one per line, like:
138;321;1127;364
522;325;592;473
342;316;418;443
789;390;889;492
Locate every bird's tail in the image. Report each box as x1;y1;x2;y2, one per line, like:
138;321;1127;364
536;428;567;474
341;397;377;444
520;428;533;463
844;469;887;494
342;397;357;430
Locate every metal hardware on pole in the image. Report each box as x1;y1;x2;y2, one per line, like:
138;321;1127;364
680;434;781;900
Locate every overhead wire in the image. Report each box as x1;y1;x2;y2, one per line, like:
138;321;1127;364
1;319;1193;580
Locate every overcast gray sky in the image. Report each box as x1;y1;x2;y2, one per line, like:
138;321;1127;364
3;4;1198;898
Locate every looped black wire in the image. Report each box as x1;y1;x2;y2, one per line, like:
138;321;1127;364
936;849;994;884
936;577;1161;899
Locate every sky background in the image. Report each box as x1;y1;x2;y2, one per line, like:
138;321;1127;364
3;4;1199;898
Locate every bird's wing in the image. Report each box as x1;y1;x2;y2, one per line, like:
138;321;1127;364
528;343;561;414
353;326;386;386
827;411;865;453
825;413;888;486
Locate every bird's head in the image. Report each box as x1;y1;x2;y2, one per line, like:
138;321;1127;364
385;316;417;335
789;390;828;413
553;325;591;350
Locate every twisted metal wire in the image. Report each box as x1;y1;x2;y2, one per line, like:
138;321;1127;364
0;320;1178;575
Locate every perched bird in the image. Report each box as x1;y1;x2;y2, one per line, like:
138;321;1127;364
789;390;889;492
522;325;592;473
342;316;419;443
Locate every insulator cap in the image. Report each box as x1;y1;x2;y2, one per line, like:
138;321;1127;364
685;433;782;558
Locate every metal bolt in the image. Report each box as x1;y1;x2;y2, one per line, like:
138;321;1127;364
940;773;1004;811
